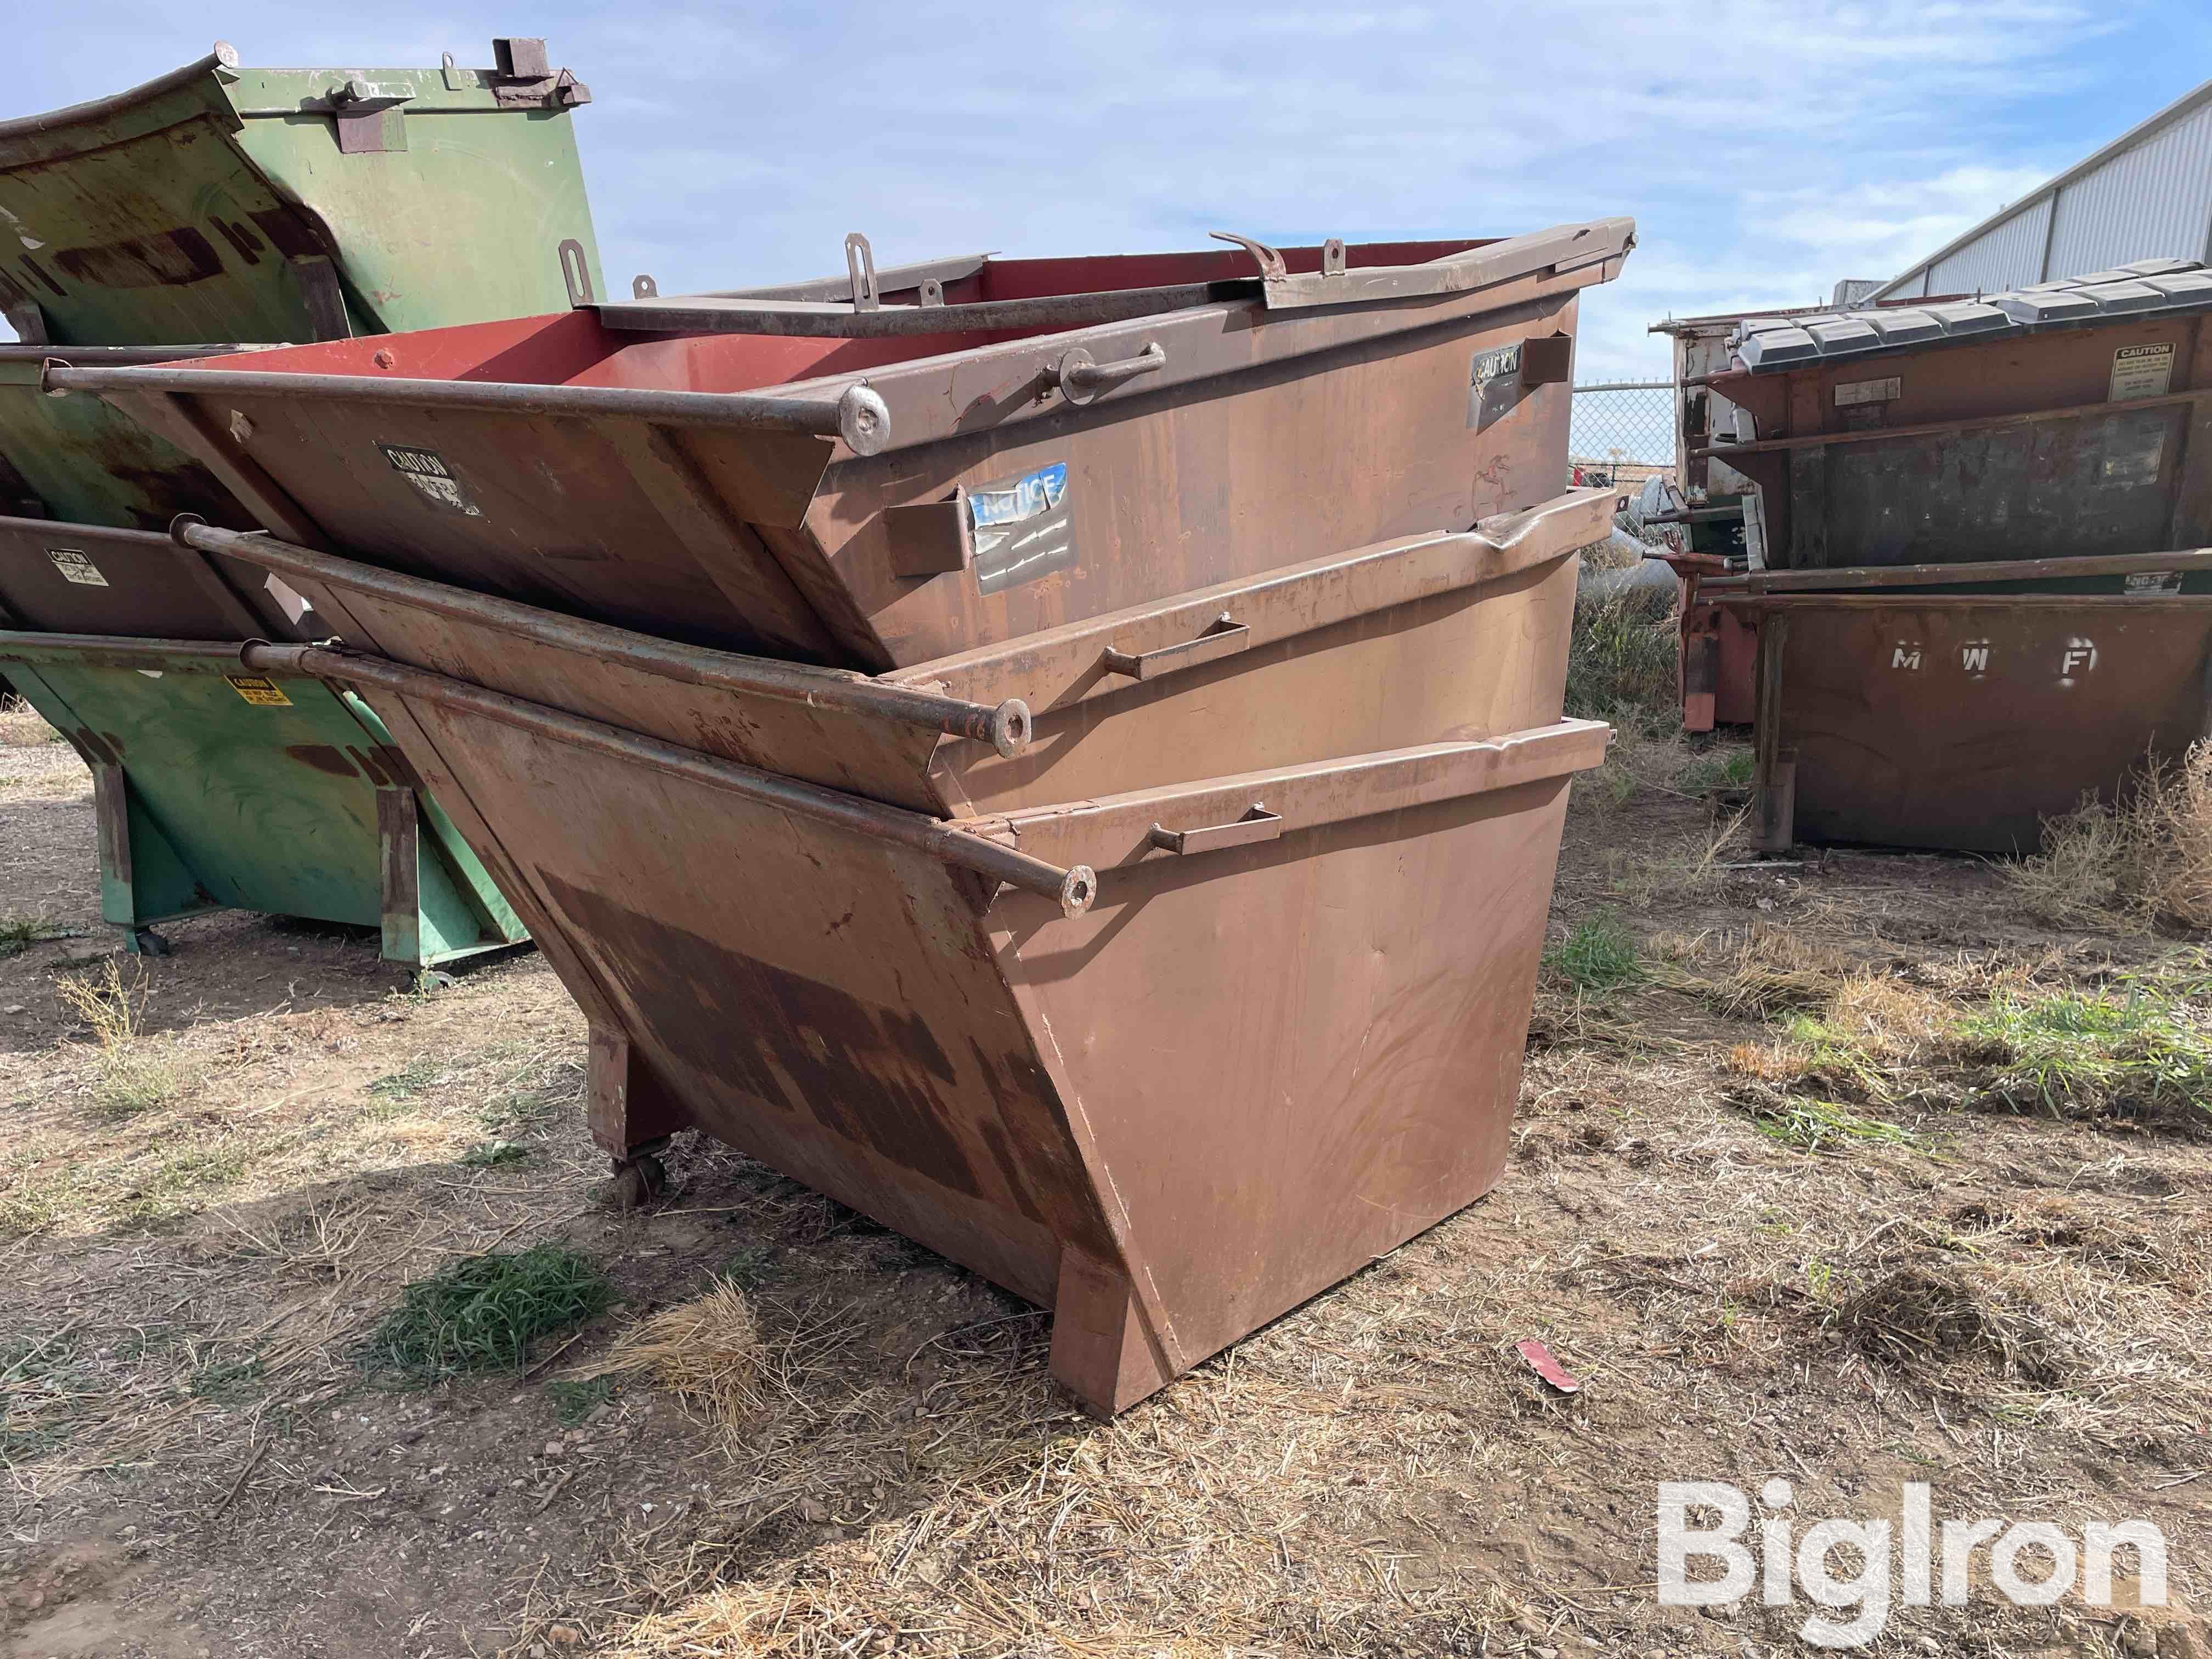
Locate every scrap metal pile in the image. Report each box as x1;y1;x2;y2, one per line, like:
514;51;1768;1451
0;40;1635;1412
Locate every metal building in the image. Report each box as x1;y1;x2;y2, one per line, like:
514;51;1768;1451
1870;76;2212;302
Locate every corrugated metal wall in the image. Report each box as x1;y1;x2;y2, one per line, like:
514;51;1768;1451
1874;81;2212;302
2044;99;2212;276
1929;197;2054;294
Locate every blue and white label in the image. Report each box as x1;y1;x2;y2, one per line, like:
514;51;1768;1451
968;461;1076;594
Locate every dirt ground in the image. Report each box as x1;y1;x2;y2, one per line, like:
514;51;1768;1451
1;698;2207;1658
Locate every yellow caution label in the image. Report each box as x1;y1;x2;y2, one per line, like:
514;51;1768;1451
224;674;294;707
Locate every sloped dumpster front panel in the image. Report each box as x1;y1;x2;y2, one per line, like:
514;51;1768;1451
262;623;1606;1410
971;741;1589;1386
1732;589;2212;854
180;487;1611;817
0;44;600;347
0;349;259;528
74;221;1632;668
368;685;1130;1316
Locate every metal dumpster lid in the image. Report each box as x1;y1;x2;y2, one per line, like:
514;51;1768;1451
1728;258;2212;371
0;41;597;348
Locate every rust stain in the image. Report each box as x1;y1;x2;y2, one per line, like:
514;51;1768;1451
540;871;988;1199
283;743;358;777
54;228;224;290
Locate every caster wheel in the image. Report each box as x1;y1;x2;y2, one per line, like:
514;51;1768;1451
607;1152;667;1212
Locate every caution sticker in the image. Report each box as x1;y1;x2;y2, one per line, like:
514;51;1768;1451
380;443;482;517
2109;342;2174;401
224;674;294;707
2124;570;2185;595
47;547;109;586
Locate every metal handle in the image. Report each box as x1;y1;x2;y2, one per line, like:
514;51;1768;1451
173;517;1028;754
1147;803;1282;855
1056;341;1166;406
242;641;1096;916
1100;613;1248;681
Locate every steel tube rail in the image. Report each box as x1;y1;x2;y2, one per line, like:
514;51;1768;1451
0;344;268;365
44;364;895;455
174;517;1031;755
0;632;246;667
240;642;1096;915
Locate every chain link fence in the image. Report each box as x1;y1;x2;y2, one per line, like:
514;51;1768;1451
1568;380;1675;488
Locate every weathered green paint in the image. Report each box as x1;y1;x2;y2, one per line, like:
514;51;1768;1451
0;637;524;966
0;47;601;346
0;45;573;960
0;357;244;526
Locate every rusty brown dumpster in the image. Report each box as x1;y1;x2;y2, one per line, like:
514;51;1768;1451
1709;550;2212;854
55;220;1634;665
174;510;1612;1413
1673;261;2212;850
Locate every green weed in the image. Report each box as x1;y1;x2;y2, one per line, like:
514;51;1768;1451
57;960;184;1119
1958;986;2212;1125
0;913;84;958
1679;748;1755;796
1543;914;1646;994
1565;586;1679;723
459;1139;529;1169
1741;1092;1926;1155
369;1245;610;1381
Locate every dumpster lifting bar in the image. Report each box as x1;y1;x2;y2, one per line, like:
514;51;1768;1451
236;640;1097;916
172;517;1031;756
43;363;896;456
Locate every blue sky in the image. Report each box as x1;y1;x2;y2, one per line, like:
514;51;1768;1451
7;2;2212;376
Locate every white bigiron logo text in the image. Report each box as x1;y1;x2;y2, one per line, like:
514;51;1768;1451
1658;1481;2166;1649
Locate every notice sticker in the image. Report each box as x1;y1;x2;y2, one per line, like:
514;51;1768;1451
47;547;108;586
2109;342;2174;401
380;443;481;516
967;462;1074;595
1834;376;1902;408
2124;570;2185;595
223;674;294;708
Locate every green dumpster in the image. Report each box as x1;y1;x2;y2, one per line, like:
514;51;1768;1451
0;39;601;346
0;521;529;964
0;37;592;962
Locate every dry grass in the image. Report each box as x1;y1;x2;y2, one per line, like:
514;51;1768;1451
0;698;63;747
1832;1264;2073;1385
54;957;186;1118
568;1278;766;1430
2007;739;2212;930
1563;584;1677;724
